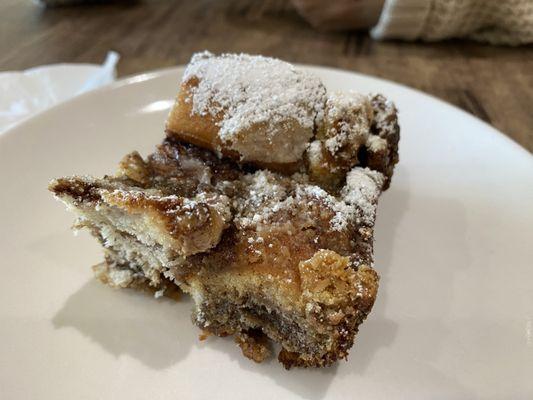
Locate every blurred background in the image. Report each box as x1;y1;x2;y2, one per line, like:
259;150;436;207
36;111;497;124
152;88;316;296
1;0;532;151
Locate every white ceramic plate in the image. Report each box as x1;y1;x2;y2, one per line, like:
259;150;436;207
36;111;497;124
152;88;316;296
1;66;532;400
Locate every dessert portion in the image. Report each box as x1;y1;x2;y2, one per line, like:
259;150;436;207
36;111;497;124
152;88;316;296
50;139;383;368
50;52;400;368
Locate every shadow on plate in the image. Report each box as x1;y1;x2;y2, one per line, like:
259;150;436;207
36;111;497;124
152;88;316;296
53;280;196;369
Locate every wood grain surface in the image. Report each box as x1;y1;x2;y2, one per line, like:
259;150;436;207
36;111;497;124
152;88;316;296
1;0;532;151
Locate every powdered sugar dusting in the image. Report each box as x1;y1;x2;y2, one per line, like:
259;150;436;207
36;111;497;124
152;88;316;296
293;184;352;231
324;91;372;156
306;140;323;166
232;170;291;228
231;167;384;233
341;168;385;226
182;51;326;162
293;168;384;231
366;135;387;152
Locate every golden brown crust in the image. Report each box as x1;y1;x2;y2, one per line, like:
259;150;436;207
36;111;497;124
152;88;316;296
50;175;230;257
104;189;228;256
275;251;379;368
166;79;226;154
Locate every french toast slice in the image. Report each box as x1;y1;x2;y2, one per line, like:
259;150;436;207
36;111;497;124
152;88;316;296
50;52;400;368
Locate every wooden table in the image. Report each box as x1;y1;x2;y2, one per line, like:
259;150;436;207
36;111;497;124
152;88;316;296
2;0;532;152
